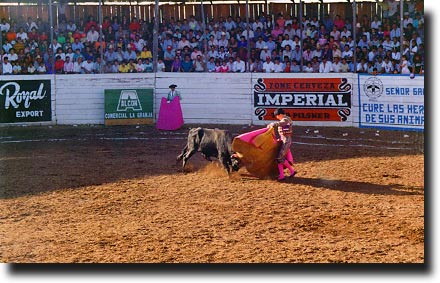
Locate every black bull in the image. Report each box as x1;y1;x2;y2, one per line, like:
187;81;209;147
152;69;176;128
177;127;240;173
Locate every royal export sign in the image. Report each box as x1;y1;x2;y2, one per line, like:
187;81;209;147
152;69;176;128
253;77;352;122
104;88;154;125
0;80;52;123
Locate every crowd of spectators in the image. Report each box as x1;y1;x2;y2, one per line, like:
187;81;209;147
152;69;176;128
1;0;424;75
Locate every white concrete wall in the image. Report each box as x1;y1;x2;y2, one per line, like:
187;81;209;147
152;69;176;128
55;73;155;124
155;73;252;124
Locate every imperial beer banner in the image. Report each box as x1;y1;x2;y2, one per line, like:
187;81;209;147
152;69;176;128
253;77;352;122
0;80;52;123
104;88;154;126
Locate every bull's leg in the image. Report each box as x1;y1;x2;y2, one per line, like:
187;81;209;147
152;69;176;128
220;155;231;174
176;145;188;163
182;148;197;168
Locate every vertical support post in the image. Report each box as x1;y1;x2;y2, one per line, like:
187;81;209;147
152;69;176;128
99;0;103;73
153;0;159;72
299;0;303;70
400;0;404;67
352;0;356;73
49;0;54;70
201;0;207;55
246;0;250;71
0;19;3;70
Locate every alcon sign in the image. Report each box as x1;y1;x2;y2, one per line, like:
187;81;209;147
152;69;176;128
0;80;52;123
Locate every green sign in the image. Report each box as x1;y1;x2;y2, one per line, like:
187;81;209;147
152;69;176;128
104;89;154;125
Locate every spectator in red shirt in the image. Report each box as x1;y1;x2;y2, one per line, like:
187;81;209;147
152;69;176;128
128;18;141;33
39;31;48;42
54;55;65;74
102;16;111;32
28;27;39;41
334;15;345;30
84;16;98;33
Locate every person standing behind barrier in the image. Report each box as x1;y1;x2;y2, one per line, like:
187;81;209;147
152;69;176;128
267;108;296;181
167;84;182;102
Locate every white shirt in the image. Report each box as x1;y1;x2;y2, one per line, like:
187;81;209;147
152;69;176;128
17;32;28;41
81;60;94;73
262;61;275;73
7;53;18;62
382;61;394;73
2;62;13;74
273;62;284;73
303;65;313;73
319;61;333;73
232;60;246;72
332;62;342;72
341;30;351;38
73;62;82;73
371;20;382;30
0;22;10;32
157;62;165;72
86;30;99;43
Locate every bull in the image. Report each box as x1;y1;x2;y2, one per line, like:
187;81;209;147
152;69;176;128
177;127;241;174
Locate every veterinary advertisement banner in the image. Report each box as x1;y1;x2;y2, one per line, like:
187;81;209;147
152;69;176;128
358;75;424;131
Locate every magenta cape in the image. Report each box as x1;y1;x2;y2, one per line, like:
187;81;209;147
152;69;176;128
156;96;184;131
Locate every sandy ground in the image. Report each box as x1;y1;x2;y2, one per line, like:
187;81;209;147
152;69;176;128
0;124;424;263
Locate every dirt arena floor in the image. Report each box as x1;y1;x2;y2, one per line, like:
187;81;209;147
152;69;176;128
0;124;424;263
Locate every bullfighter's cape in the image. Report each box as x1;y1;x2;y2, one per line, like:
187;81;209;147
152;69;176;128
156;96;184;130
232;127;281;179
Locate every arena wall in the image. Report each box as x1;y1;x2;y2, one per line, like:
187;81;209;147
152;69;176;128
0;73;424;131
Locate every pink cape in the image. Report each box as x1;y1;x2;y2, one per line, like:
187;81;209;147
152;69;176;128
236;128;273;145
232;127;296;179
235;127;294;165
156;96;184;131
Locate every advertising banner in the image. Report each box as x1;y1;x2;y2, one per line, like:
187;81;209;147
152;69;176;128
358;75;424;131
252;77;353;122
0;80;52;123
104;88;154;126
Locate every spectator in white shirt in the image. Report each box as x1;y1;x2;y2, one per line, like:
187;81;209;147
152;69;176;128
370;16;382;30
232;56;246;72
7;49;18;62
332;56;342;72
2;57;13;75
382;57;394;73
0;18;10;32
340;26;351;39
16;28;28;42
81;58;94;74
403;12;413;29
262;56;275;73
2;41;13;53
73;57;83;73
319;57;333;73
273;58;284;73
86;26;100;44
